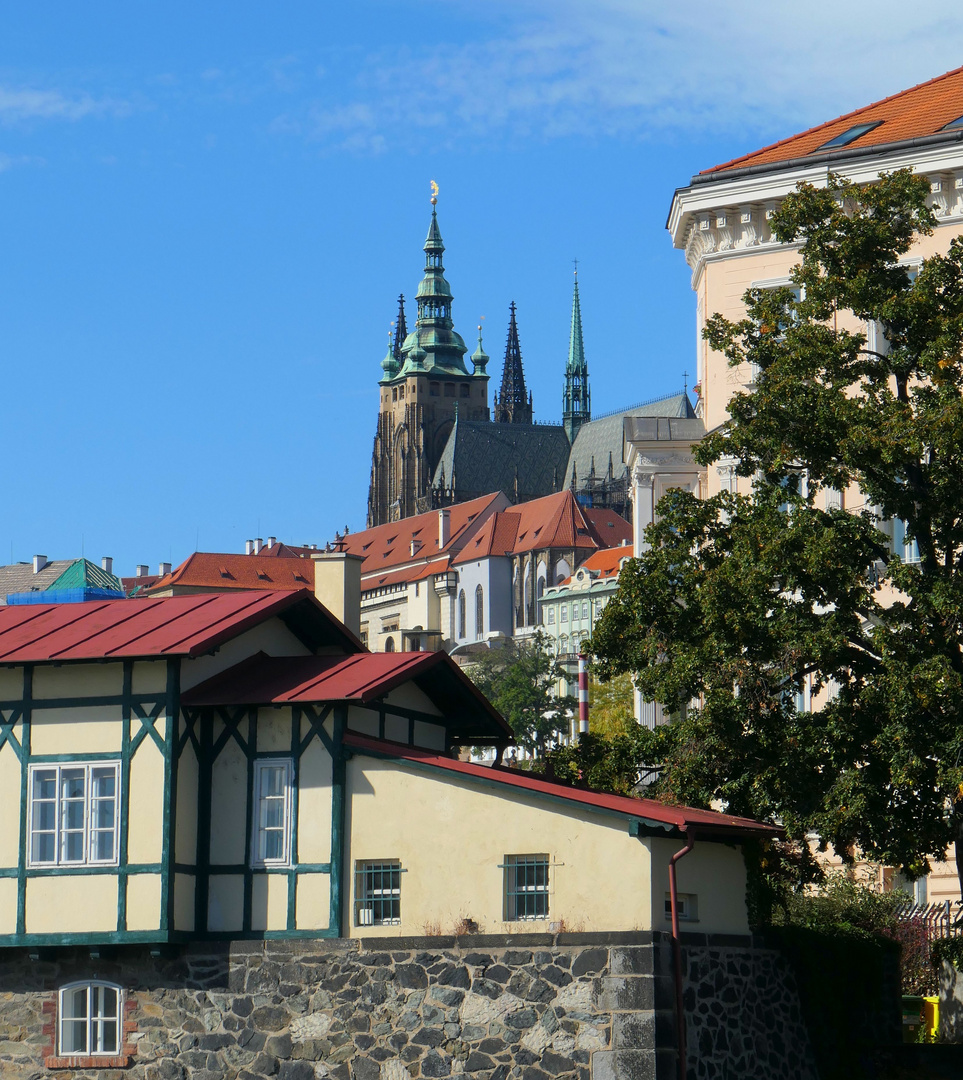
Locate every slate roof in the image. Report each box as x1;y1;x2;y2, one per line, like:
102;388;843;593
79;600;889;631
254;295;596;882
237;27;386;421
432;420;571;503
563;392;696;489
0;589;361;662
345;733;781;840
0;560;74;604
702;65;963;177
146;552;314;594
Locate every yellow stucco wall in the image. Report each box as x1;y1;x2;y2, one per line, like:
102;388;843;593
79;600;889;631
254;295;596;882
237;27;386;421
296;873;330;930
0;667;23;699
126;873;162;931
131;661;169;695
297;738;332;864
33;663;124;700
251;873;288;931
26;876;117;934
345;756;751;937
210;739;248;866
0;879;17;934
128;730;167;864
0;744;21;868
347;707;379;738
258;707;294;753
385;685;442;716
180;620;312;690
209;874;244;931
174;873;195;932
30;705;124;755
175;739;199;864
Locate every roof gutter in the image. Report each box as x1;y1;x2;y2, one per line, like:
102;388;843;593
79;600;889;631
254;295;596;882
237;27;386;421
687;127;963;189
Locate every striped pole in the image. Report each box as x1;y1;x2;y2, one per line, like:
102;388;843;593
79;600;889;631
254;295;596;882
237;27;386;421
578;653;589;735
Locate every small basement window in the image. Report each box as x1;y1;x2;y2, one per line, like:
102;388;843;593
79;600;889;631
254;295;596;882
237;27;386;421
356;860;403;925
59;981;122;1056
664;892;699;922
814;121;882;151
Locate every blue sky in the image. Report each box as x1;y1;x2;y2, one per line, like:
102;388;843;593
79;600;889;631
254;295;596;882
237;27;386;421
3;2;963;576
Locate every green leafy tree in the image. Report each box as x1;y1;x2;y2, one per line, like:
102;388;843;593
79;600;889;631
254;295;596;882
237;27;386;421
592;169;963;893
466;630;575;756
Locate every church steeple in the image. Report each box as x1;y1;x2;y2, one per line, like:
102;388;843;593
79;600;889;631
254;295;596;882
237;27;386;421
562;270;590;442
494;301;533;425
392;294;408;363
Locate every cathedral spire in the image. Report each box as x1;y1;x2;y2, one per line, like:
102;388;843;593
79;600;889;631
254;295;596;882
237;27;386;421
393;294;408;362
562;268;590;442
494;301;533;425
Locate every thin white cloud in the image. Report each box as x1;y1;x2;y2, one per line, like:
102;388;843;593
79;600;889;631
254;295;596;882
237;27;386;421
0;86;130;124
280;0;963;153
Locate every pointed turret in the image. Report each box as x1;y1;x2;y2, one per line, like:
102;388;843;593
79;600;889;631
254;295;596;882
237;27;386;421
381;328;400;380
393;295;408;363
397;194;469;377
562;270;591;442
471;324;489;376
494;302;533;425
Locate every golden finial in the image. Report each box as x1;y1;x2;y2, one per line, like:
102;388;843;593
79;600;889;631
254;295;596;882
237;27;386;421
430;180;439;206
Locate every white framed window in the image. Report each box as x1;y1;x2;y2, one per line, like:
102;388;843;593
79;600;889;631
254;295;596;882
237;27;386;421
251;758;294;867
59;981;122;1056
28;762;120;867
561;605;568;623
664;892;699;922
355;859;402;926
503;854;550;921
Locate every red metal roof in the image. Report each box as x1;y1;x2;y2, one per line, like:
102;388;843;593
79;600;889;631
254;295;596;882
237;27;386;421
344;733;780;839
146;552;314;594
704;65;963;175
182;650;513;739
0;589;353;663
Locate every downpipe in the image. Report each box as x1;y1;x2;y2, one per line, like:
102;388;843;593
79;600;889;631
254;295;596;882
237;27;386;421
669;831;695;1080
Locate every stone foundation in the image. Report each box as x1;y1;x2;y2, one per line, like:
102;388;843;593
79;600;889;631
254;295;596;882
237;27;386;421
0;933;816;1080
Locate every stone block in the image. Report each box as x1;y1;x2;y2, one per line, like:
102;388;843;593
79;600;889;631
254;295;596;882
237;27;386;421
592;1050;659;1080
594;977;654;1012
571;951;608;977
609;950;653;977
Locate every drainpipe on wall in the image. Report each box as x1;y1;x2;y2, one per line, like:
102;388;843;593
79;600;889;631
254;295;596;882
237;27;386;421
669;831;696;1080
577;653;589;735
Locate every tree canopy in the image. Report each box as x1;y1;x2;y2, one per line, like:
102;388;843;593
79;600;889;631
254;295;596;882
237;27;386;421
591;170;963;892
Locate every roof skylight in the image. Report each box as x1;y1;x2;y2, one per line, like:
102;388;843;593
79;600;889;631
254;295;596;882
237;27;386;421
942;115;963;131
814;121;883;151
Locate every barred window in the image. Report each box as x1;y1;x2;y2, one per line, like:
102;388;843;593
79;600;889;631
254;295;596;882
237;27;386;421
502;854;550;921
356;860;403;926
59;981;122;1056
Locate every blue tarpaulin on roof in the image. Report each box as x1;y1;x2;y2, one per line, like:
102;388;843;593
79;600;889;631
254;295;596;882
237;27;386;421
6;587;126;606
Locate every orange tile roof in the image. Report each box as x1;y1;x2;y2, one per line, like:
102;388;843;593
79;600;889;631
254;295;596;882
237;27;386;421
146;552;314;594
339;492;506;577
452;512;520;565
558;544;632;586
364;560;447;591
704;65;963;175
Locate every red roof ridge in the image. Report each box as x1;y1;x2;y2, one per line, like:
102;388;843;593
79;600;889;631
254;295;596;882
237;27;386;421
703;64;963;175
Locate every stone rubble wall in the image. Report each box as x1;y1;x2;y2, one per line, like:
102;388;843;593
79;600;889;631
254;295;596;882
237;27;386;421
0;933;815;1080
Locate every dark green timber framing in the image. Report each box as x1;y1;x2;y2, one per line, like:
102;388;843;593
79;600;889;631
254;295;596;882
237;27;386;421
4;659;178;948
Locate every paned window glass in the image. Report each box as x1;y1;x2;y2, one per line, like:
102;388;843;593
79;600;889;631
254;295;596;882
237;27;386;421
28;763;120;867
503;854;550;921
59;981;121;1055
355;860;402;926
252;759;293;867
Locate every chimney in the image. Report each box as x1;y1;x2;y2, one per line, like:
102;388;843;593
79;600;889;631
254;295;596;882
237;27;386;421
438;509;451;548
245;540;254;555
33;555;47;574
267;536;276;549
253;538;263;554
101;556;113;576
159;562;172;576
312;551;364;639
136;564;149;578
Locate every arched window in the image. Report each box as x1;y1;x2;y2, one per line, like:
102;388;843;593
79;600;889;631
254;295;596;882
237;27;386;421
475;585;484;637
59;981;122;1056
458;589;466;638
384;637;395;653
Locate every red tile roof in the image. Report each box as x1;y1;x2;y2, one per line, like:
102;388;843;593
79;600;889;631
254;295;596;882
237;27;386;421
0;589;359;662
704;65;963;175
583;507;633;547
452;512;520;565
558;544;632;586
365;560;446;591
340;492;507;578
183;651;513;740
345;733;780;839
146;552;314;594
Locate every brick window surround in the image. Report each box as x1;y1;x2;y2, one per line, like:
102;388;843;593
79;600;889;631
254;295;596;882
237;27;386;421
42;992;137;1069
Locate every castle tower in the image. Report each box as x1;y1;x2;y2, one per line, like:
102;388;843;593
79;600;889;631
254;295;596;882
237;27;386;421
367;188;491;527
562;271;591;442
493;301;534;425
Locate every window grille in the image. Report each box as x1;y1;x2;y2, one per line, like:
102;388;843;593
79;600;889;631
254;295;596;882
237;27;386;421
251;759;293;867
59;981;121;1055
29;762;119;867
355;860;403;926
502;854;550;921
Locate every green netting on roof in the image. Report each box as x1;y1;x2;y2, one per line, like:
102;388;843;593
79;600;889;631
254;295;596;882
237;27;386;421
46;558;124;595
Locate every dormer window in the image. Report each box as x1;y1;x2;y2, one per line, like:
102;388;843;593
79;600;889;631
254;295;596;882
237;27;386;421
814;121;882;151
942;115;963;131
